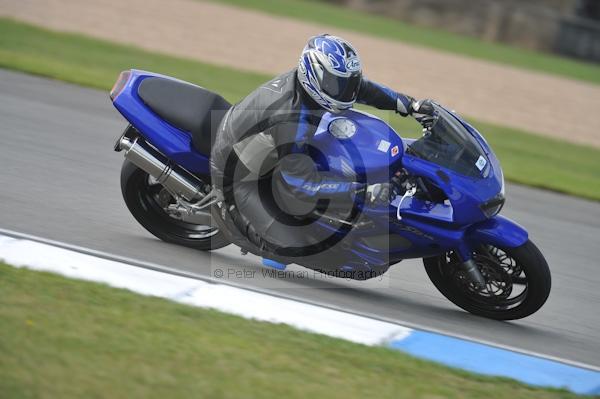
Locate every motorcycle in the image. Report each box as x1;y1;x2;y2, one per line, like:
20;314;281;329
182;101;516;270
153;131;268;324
110;69;551;320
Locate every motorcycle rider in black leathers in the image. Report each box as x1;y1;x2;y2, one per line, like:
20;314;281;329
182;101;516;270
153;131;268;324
210;34;434;269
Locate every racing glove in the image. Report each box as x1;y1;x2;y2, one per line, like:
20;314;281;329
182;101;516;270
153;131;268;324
411;99;436;130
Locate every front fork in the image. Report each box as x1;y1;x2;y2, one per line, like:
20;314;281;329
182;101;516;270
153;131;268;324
455;242;486;288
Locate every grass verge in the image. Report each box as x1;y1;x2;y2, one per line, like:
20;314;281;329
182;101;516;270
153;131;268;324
210;0;600;85
1;18;598;201
0;263;579;398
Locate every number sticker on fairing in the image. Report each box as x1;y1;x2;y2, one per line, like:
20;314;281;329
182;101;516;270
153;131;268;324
377;140;391;152
475;155;487;171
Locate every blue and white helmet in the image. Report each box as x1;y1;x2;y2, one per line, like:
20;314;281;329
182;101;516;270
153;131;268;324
297;34;362;113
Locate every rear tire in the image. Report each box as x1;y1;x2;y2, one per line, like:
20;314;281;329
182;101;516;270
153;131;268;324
424;240;551;320
120;160;230;251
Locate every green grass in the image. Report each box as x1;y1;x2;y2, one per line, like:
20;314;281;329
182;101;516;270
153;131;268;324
0;263;580;398
0;19;265;101
210;0;600;85
0;18;598;201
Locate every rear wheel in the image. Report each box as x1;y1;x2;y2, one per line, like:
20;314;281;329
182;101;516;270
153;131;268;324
120;160;229;250
423;240;551;320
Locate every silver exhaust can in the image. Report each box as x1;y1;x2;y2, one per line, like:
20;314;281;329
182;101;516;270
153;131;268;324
117;136;206;202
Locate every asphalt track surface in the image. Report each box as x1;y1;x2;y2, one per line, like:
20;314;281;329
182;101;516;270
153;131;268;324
2;69;599;368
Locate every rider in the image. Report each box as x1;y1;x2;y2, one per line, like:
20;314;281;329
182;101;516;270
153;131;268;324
210;34;434;260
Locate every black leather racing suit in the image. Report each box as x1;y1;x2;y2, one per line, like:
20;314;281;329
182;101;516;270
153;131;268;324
210;69;414;258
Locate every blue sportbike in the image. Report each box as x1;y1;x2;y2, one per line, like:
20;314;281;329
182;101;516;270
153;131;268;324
111;70;551;320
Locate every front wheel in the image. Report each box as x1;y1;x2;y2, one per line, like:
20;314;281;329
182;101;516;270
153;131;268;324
423;240;551;320
120;160;230;251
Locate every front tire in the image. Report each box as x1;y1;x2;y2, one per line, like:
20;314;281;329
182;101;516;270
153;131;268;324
424;240;551;320
120;160;230;251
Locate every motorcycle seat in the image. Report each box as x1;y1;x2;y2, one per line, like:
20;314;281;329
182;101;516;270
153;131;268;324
137;77;231;156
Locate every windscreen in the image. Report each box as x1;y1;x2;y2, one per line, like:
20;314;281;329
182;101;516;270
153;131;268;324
408;105;488;178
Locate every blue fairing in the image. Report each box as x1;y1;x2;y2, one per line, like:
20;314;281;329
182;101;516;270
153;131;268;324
112;70;211;174
466;215;528;249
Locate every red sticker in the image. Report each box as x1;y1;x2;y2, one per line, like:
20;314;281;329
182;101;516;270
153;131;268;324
391;145;399;156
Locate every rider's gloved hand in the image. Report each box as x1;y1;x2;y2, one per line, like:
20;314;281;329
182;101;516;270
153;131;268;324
411;99;436;130
366;183;391;205
411;99;435;115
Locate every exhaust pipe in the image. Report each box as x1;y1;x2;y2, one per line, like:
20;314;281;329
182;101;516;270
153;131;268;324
117;135;207;202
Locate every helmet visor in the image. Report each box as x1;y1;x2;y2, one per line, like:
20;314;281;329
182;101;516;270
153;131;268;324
320;71;361;103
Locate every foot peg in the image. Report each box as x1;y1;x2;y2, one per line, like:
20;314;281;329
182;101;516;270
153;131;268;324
194;187;223;209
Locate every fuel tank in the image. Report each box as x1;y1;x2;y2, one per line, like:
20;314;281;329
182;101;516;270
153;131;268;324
308;110;404;183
